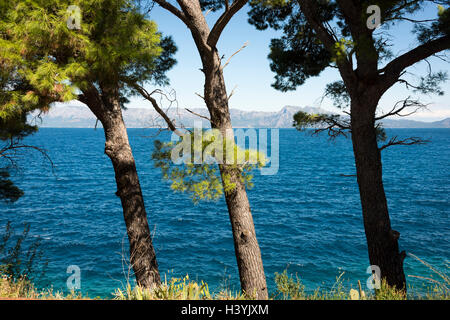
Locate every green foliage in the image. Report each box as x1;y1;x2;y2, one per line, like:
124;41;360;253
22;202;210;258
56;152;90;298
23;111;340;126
251;1;449;149
0;0;176;203
114;272;252;300
331;38;354;64
114;275;213;300
413;71;448;96
249;0;449;96
1;0;176;110
0;222;47;284
249;0;335;91
0;0;80;120
273;270;305;300
311;272;350;300
2;263;449;300
324;81;350;109
293;111;339;130
373;280;407;300
0;112;37;141
293;110;388;143
414;4;450;42
152;130;267;204
0;170;24;202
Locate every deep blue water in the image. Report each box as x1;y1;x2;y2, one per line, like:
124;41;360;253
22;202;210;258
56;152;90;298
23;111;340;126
0;128;448;298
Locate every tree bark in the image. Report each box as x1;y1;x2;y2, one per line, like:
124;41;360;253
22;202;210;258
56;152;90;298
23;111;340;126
154;0;267;298
203;50;268;299
351;97;406;290
81;85;161;288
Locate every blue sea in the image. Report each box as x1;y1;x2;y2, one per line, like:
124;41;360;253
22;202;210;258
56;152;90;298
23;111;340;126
0;128;448;298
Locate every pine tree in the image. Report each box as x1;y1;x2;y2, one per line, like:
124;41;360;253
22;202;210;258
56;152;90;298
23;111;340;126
2;0;176;288
249;0;450;290
151;0;268;298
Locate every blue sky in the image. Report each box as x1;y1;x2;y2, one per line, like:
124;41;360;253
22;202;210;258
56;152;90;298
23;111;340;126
123;3;450;121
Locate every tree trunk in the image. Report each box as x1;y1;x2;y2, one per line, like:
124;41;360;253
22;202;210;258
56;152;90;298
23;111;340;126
351;99;406;290
203;51;268;299
153;0;267;298
85;86;161;289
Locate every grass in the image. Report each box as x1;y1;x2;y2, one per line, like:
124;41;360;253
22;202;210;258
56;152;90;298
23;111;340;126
0;274;87;300
1;254;449;300
113;274;249;300
1;272;447;301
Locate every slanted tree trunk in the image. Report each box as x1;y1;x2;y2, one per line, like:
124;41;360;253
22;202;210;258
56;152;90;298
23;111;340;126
350;96;406;290
153;0;267;298
203;50;268;299
80;84;161;288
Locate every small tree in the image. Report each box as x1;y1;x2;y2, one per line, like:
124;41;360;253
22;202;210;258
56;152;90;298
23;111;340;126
249;0;450;290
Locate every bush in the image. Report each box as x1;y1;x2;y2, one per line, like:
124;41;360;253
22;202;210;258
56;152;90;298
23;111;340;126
0;221;47;284
273;270;305;300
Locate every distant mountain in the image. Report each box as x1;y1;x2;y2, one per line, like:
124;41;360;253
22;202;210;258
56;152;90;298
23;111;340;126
379;117;450;128
30;104;450;128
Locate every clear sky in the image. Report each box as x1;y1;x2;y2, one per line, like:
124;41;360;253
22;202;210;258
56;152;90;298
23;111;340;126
122;3;450;121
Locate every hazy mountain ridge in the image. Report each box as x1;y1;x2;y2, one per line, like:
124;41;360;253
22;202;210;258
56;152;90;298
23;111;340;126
31;104;450;128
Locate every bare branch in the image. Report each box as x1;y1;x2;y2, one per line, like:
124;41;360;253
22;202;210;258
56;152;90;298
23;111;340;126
375;98;429;121
185;108;212;124
228;85;237;101
379;136;429;151
302;114;351;140
130;83;183;136
221;42;248;70
384;17;438;24
195;92;205;100
204;8;213;18
1;138;54;172
153;0;189;26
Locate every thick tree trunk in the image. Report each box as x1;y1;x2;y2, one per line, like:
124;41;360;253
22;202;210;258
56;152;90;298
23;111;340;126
84;86;161;289
202;51;268;299
351;99;406;290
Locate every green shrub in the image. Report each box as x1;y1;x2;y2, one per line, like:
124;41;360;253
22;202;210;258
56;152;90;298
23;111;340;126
273;270;305;300
0;221;47;284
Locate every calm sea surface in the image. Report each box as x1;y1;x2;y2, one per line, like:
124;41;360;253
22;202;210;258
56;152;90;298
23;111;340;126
0;128;448;297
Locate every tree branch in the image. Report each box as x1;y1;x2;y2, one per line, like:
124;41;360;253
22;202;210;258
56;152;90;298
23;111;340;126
379;136;429;151
221;41;248;70
375;98;428;121
1;138;54;172
130;83;183;136
78;83;106;122
185;108;213;124
207;0;248;47
297;0;356;86
380;35;450;89
153;0;189;26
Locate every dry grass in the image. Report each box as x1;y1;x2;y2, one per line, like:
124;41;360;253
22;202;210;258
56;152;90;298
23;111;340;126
1;254;448;300
0;274;89;300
